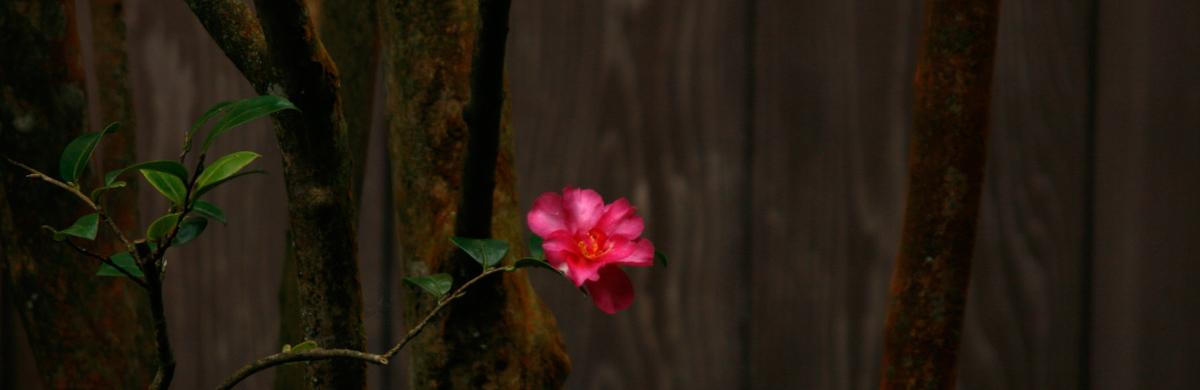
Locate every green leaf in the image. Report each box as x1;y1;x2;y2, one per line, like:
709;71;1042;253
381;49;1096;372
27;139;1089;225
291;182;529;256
105;160;189;187
59;122;118;183
171;216;208;246
403;273;454;298
185;99;240;154
192;200;227;225
281;344;291;353
192;169;267;200
510;257;559;272
89;181;126;203
655;250;667;268
53;213;99;241
200;96;298;154
147;213;181;242
142;169;187;205
529;234;545;260
193;151;261;196
97;251;144;277
290;340;318;352
449;237;509;269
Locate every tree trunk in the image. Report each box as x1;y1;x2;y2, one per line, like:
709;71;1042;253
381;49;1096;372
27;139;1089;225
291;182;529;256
879;0;1002;389
381;0;571;388
0;0;155;387
273;1;380;388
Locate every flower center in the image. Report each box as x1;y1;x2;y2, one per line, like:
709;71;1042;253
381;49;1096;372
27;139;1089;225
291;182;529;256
577;228;610;259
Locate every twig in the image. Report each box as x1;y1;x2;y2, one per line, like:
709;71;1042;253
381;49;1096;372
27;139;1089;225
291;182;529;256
63;240;148;289
217;267;508;389
382;267;506;359
1;155;139;261
215;349;387;390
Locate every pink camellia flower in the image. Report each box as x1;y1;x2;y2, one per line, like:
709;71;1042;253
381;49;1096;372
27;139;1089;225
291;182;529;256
527;186;655;314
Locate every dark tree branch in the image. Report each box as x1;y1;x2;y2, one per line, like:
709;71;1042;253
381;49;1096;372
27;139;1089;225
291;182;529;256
879;0;1002;389
182;0;277;91
140;241;176;390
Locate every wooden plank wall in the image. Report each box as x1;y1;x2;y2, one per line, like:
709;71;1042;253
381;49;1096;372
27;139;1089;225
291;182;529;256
4;0;1200;389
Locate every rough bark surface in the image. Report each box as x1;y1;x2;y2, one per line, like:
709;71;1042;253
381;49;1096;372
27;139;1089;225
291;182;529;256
0;0;155;388
252;1;368;389
382;0;571;388
274;2;379;386
879;0;1002;389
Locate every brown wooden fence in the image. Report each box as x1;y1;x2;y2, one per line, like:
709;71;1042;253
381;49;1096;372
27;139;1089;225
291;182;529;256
3;0;1198;389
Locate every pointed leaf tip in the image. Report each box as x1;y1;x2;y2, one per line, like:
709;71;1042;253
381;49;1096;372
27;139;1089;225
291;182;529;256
59;122;119;183
53;213;99;241
403;273;454;298
450;237;509;269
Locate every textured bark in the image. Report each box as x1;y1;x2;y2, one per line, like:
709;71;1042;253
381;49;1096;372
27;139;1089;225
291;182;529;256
0;0;155;388
879;0;1002;389
273;1;379;388
382;0;571;388
186;1;368;388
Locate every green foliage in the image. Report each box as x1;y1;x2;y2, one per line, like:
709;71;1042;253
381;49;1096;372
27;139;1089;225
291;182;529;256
655;250;668;268
143;170;187;205
105;160;189;187
193;151;261;198
51;213;99;241
192;201;227;225
97;251;144;277
192;169;267;200
184;100;239;155
147;213;181;242
59;122;118;183
90;181;126;203
450;236;509;269
282;340;318;353
403;273;454;298
199;96;298;154
171;216;208;246
509;257;557;272
528;234;545;259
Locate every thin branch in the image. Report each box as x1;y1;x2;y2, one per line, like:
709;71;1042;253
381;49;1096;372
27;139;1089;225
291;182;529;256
219;267;508;389
382;267;507;359
216;349;387;390
63;240;147;289
1;155;138;259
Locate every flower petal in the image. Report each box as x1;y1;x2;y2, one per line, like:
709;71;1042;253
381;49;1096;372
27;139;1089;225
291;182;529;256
527;192;567;237
610;238;655;267
591;234;637;264
585;265;635;314
595;198;644;238
562;186;604;234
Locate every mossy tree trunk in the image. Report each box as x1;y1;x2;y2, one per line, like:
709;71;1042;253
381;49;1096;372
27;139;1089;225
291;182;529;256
0;0;155;388
381;0;571;388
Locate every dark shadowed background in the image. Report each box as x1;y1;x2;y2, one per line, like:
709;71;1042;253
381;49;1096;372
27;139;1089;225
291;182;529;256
2;0;1198;389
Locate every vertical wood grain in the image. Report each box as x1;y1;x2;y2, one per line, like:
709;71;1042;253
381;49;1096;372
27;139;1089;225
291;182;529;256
749;0;920;388
1094;0;1200;389
955;0;1094;388
509;0;750;388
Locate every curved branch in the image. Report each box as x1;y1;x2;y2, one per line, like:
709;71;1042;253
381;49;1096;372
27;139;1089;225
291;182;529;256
216;349;387;390
182;0;276;91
